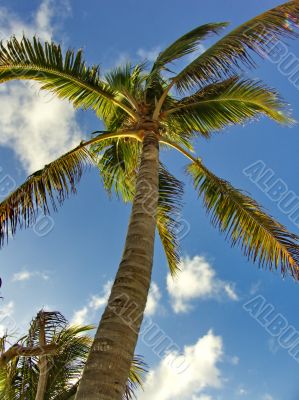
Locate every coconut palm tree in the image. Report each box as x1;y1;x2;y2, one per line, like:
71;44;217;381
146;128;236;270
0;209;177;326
0;310;146;400
0;310;92;400
0;1;299;398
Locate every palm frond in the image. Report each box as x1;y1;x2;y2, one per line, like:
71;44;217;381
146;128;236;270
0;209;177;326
152;22;228;70
123;356;147;400
0;36;136;119
163;77;294;137
187;160;299;279
52;382;79;400
0;312;93;400
174;1;299;90
93;138;141;202
45;325;92;399
105;63;146;106
0;143;95;248
93;147;184;275
157;165;184;275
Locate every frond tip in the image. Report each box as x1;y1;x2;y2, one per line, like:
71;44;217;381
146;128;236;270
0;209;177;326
157;164;184;275
0;36;137;119
174;0;299;90
152;22;228;70
0;145;94;247
163;77;295;138
124;356;148;400
187;161;299;280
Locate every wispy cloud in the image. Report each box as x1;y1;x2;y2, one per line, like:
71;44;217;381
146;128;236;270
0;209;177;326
12;269;50;282
137;46;161;62
167;255;239;314
88;280;112;311
249;280;262;296
145;282;161;316
237;387;248;396
0;0;54;41
71;306;89;326
71;280;161;326
262;395;274;400
0;301;15;336
71;280;112;326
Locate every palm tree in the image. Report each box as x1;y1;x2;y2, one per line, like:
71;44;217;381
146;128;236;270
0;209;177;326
0;310;92;400
0;1;299;398
0;310;146;400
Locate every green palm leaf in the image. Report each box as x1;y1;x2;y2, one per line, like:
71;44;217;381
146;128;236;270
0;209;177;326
94;138;141;202
152;22;228;70
46;325;92;399
0;143;94;248
164;77;294;137
105;63;146;107
0;311;93;400
174;0;299;90
93;143;184;275
0;129;142;248
187;160;299;278
0;36;136;119
148;23;227;107
157;165;184;275
0;315;147;400
123;356;147;400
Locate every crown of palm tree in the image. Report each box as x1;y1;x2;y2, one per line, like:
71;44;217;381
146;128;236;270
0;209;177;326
0;311;146;400
0;0;299;280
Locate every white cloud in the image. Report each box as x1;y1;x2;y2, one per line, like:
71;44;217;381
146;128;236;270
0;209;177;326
72;280;161;326
71;280;112;326
0;301;15;336
137;46;161;62
12;270;32;282
12;269;50;282
112;52;131;68
223;283;239;301
237;387;248;396
250;281;262;296
139;330;223;400
0;79;82;174
0;0;82;173
262;395;274;400
88;280;112;311
0;0;53;41
71;306;89;326
113;47;161;68
230;356;240;365
167;256;238;314
145;282;161;316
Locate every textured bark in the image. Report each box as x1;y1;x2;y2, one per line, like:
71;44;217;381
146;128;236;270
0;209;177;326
35;315;49;400
75;132;159;400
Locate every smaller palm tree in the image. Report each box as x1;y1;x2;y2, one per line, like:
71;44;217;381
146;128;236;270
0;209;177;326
0;311;146;400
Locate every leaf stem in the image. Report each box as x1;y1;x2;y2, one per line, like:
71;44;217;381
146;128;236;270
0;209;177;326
159;137;200;163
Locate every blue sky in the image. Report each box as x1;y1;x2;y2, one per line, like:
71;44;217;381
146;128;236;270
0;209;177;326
0;1;299;399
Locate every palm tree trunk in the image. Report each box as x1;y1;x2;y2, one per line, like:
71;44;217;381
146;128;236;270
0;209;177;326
35;314;48;400
75;131;159;400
